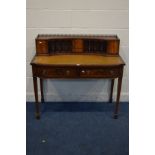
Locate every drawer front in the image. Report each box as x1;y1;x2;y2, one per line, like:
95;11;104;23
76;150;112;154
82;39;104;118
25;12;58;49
79;67;121;78
36;40;48;55
33;67;78;78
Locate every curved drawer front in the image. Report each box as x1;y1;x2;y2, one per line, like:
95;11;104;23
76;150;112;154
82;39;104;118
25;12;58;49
33;67;77;78
79;67;121;78
33;66;122;78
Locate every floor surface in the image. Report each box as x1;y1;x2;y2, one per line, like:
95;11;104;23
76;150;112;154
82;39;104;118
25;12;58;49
26;102;129;155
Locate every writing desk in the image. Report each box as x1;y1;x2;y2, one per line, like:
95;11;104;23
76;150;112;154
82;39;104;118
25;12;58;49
30;34;125;119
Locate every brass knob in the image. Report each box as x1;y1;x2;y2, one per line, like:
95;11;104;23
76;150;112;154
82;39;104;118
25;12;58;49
43;70;46;74
81;70;85;74
66;70;70;75
39;41;42;44
110;70;114;74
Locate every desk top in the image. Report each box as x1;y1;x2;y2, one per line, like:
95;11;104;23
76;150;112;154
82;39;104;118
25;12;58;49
31;54;125;66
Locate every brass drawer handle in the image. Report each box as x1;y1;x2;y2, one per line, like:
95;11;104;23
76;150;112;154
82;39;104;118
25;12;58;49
66;70;70;75
110;70;114;74
43;70;46;74
81;70;85;74
39;41;42;44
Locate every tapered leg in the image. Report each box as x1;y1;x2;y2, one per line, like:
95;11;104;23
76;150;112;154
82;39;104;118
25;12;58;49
40;78;44;103
109;79;114;103
33;77;40;119
114;76;123;119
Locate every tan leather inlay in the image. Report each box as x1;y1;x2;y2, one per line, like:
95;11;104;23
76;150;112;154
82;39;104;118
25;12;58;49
31;55;125;66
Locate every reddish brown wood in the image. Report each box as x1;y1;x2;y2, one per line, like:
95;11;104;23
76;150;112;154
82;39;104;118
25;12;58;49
107;40;120;55
114;75;123;119
37;34;118;40
73;39;83;52
33;77;40;119
40;78;44;103
35;34;120;55
36;40;48;55
31;34;125;119
109;79;114;103
32;65;123;79
79;67;121;78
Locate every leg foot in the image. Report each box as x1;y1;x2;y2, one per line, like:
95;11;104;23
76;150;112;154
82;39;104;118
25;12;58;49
113;114;118;119
33;77;41;119
41;98;44;103
114;75;123;119
35;113;40;120
109;98;113;103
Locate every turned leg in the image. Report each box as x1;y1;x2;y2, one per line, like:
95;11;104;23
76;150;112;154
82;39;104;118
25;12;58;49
40;78;44;103
109;79;114;103
114;76;123;119
33;77;40;119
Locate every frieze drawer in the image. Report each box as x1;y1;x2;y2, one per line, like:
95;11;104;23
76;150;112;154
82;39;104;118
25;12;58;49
33;67;78;78
79;67;120;78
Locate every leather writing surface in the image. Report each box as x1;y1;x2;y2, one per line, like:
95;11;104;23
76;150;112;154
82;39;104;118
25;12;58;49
31;55;125;66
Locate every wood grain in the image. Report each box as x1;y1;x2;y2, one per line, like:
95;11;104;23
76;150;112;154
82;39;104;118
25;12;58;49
35;34;120;55
31;34;125;119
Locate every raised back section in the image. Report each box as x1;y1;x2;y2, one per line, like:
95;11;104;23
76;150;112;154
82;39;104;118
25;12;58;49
36;34;120;55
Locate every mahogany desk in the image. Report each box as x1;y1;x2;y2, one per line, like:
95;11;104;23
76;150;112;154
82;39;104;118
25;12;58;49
30;34;125;119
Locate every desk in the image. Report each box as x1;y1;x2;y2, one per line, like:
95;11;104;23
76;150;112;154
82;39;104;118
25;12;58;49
30;34;125;119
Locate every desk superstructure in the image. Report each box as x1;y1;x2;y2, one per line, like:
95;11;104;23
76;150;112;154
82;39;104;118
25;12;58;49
31;34;125;119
